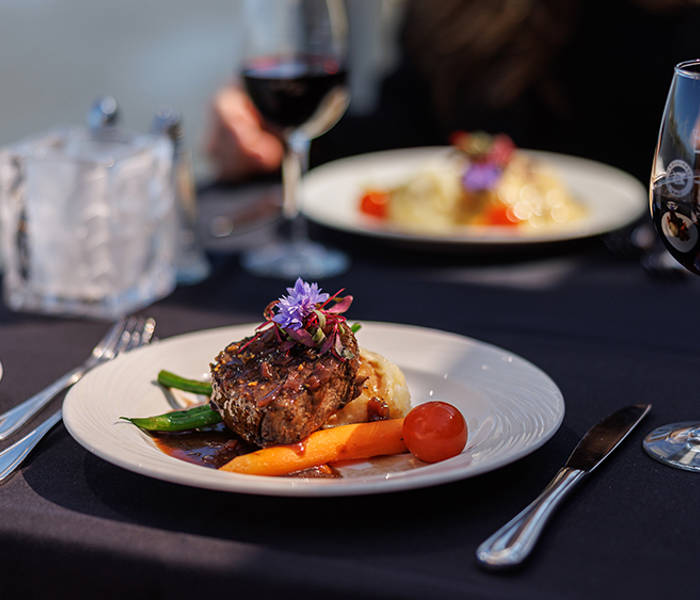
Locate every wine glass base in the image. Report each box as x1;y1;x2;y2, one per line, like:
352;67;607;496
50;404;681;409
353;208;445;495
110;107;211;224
241;240;349;279
643;422;700;472
176;252;211;286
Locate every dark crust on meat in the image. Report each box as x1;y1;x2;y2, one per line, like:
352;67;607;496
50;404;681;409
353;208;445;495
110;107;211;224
209;326;362;447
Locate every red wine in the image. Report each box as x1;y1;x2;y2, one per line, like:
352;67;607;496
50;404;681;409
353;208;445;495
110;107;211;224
242;56;347;135
651;178;700;274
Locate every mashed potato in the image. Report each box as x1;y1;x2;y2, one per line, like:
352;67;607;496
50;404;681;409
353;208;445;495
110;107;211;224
495;154;586;228
324;348;410;427
382;152;585;231
388;163;464;231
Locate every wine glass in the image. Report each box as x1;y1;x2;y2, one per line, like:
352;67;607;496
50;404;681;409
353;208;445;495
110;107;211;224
644;58;700;471
238;0;350;279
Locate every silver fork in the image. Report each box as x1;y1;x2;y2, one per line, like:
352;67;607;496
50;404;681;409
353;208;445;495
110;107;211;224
0;317;155;440
0;316;156;484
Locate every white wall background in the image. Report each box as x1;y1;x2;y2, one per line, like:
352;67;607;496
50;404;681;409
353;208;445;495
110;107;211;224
0;0;404;179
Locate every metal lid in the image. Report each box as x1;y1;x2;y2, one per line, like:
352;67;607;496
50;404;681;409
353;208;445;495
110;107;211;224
87;96;119;130
151;107;184;151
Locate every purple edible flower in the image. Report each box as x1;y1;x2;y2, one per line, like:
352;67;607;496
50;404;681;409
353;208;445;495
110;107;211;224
462;163;502;192
272;278;329;330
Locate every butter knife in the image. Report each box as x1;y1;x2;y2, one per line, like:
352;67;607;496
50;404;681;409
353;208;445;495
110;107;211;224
476;403;651;569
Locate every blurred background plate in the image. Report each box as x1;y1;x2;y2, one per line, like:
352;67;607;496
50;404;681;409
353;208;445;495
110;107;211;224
301;147;647;247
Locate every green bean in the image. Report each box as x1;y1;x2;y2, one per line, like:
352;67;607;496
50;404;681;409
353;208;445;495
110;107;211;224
122;404;222;432
157;369;212;395
350;323;362;334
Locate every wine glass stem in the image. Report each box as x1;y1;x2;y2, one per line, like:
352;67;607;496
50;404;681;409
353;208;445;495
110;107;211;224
282;133;311;245
282;133;309;213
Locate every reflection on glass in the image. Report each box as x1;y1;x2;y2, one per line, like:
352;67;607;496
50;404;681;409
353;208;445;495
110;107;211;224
645;59;700;470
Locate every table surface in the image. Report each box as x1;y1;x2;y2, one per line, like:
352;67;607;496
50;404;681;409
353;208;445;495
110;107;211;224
1;200;698;600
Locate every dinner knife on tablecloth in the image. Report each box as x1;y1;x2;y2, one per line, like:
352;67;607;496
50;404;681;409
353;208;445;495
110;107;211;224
476;403;651;569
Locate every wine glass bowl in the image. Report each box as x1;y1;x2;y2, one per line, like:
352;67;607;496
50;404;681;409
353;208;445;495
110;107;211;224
242;56;348;140
650;59;700;275
644;59;700;471
239;0;350;279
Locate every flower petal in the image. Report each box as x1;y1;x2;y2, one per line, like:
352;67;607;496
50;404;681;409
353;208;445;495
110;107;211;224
325;295;353;314
286;327;315;347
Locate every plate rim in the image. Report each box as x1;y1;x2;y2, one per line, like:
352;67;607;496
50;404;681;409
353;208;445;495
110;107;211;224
63;321;565;497
301;146;647;246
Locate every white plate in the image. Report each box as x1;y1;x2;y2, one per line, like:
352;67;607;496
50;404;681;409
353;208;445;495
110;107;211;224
301;147;647;245
63;322;564;497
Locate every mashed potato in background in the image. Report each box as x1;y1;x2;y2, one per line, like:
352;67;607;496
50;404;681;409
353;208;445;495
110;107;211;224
324;348;411;427
388;162;463;231
384;152;585;231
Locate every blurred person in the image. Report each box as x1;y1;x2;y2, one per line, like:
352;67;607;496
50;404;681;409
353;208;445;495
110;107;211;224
206;85;285;181
206;0;700;183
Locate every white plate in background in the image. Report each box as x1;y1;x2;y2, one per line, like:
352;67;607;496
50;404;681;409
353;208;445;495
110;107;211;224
301;147;646;246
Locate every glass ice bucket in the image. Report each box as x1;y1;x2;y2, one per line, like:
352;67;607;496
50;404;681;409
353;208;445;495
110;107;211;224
0;127;176;319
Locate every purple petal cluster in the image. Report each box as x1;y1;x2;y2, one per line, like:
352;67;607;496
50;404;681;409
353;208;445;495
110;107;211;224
272;278;329;330
462;163;502;192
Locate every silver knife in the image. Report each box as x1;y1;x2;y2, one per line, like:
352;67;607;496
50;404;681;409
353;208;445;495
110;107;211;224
476;403;651;569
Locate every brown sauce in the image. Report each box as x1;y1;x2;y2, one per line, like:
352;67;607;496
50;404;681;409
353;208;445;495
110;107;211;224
151;423;255;469
287;464;341;478
151;423;342;478
367;397;390;421
291;440;307;456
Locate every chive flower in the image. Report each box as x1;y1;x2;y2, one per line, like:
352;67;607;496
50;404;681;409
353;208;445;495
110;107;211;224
272;278;330;330
462;163;502;192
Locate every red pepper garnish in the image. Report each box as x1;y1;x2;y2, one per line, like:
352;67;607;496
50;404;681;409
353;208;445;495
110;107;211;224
359;190;389;219
485;204;520;226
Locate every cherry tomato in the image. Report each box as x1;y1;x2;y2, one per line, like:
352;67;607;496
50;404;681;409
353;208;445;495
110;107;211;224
485;204;519;226
359;190;389;219
402;401;467;463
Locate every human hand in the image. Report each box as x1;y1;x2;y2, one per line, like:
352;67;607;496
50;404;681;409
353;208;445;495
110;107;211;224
205;85;284;181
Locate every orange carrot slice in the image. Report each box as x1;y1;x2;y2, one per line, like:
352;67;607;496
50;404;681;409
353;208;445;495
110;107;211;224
220;418;407;476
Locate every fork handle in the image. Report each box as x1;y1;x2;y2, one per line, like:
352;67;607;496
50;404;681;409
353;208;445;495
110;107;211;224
476;467;586;569
0;409;62;484
0;367;84;440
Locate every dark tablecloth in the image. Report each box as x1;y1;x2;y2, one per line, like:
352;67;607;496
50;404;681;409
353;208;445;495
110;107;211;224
1;216;698;600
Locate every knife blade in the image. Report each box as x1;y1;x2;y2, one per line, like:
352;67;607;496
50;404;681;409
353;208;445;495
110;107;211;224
476;403;651;569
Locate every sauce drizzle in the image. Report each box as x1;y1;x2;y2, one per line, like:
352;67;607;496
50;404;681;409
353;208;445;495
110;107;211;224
152;423;254;469
151;424;341;478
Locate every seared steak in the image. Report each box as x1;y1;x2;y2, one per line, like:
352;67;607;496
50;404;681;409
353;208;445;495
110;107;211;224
210;326;363;447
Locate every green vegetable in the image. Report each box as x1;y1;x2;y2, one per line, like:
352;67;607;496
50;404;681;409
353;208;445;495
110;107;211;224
122;404;222;432
124;369;218;431
157;369;212;395
350;323;362;334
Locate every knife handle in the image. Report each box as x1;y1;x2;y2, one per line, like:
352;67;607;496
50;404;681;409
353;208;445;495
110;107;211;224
476;467;586;569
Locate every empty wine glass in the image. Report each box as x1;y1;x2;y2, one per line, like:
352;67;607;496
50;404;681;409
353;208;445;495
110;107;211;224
644;59;700;471
239;0;350;279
